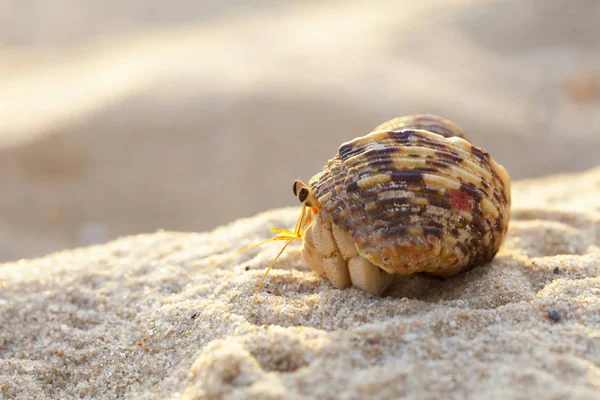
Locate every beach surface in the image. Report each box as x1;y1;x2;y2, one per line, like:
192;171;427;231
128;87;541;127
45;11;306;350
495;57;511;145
1;167;599;399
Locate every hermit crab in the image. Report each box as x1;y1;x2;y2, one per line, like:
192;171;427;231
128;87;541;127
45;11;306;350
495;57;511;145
221;115;511;301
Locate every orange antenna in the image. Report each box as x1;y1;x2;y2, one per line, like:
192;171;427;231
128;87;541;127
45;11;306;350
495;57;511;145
205;205;309;303
252;233;299;305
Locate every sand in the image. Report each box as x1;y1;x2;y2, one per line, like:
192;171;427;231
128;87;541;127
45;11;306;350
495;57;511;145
1;167;599;399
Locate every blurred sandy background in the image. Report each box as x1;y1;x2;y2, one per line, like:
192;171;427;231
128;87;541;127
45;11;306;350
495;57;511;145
0;0;599;263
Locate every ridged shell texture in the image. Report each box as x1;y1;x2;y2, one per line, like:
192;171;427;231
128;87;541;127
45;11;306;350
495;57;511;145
309;115;511;277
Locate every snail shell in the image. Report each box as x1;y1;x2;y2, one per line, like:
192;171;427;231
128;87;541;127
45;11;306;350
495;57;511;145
299;115;511;295
372;114;468;140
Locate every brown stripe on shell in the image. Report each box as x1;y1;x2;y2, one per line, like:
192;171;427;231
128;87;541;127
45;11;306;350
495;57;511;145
308;117;511;277
389;132;449;150
425;159;451;169
470;146;490;163
435;150;464;164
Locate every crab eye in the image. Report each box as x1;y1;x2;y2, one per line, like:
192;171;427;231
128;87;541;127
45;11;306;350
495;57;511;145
292;180;300;196
298;187;309;203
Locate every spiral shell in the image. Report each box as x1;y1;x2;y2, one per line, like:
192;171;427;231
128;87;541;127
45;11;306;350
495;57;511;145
306;115;511;279
373;114;468;140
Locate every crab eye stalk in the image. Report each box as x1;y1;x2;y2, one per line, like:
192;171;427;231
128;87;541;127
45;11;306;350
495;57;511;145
293;180;319;208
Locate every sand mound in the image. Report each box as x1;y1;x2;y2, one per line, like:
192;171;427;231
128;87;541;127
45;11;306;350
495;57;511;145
1;167;599;399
